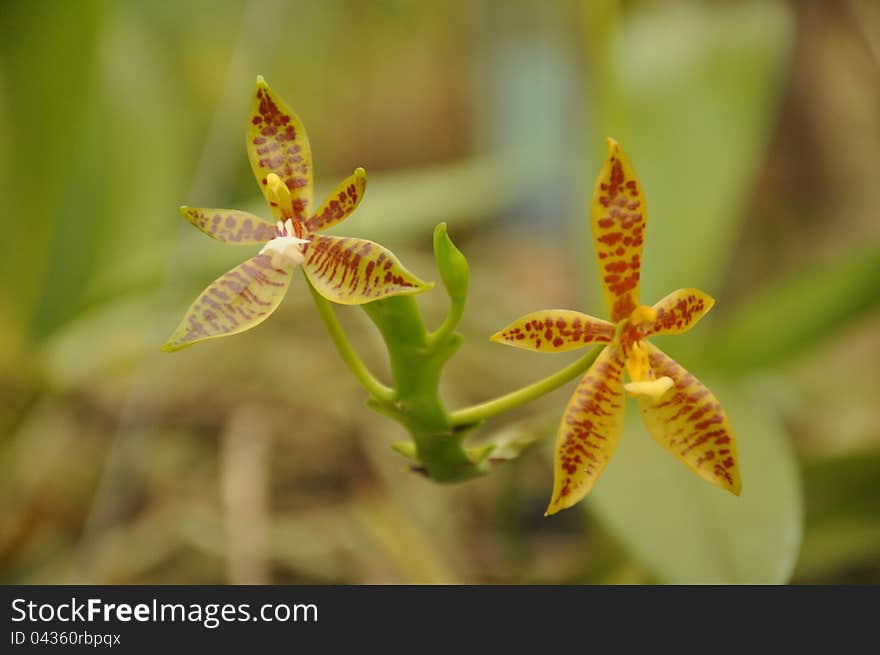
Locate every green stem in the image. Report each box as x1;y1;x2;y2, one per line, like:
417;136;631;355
361;295;480;482
449;345;603;427
428;294;464;347
307;276;395;404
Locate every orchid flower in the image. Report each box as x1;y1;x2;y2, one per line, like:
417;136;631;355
491;139;741;516
163;76;430;351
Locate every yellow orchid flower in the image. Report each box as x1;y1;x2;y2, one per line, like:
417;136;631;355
492;138;741;515
163;76;430;351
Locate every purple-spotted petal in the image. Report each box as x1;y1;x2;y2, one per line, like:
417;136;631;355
162;254;295;351
180;206;277;245
247;76;313;220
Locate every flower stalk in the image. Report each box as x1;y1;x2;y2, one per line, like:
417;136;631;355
308;223;597;482
306;279;394;404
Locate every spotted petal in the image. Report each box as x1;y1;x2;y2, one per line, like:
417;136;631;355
306;168;367;233
180;206;277;245
650;288;715;336
546;344;627;516
162;254;295;351
247;76;313;220
491;310;614;353
591;138;646;322
636;343;741;495
303;234;431;305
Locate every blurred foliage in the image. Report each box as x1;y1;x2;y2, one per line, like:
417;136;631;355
1;0;879;584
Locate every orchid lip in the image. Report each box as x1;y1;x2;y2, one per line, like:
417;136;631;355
624;376;674;401
259;219;310;265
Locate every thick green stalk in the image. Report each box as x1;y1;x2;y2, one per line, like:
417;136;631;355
361;295;478;482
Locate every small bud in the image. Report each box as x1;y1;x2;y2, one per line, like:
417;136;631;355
433;222;470;301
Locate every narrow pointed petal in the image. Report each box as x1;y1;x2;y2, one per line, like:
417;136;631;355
306;168;367;233
180;206;277;245
650;288;715;336
162;254;295;351
636;343;741;495
591;138;646;322
491;310;614;353
303;234;431;305
247;76;313;220
546;345;627;516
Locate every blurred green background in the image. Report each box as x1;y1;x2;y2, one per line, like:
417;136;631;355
1;0;878;584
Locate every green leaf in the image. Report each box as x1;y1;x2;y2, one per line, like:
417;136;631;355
588;380;802;583
321;156;507;243
706;243;880;375
0;0;105;339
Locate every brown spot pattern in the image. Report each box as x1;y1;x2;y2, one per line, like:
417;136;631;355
650;288;713;336
547;345;627;514
493;311;614;353
591;142;645;322
637;343;741;494
307;170;366;233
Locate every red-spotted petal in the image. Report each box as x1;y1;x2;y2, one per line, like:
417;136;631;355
591;138;646;322
636;343;741;495
490;310;614;353
162;254;295;351
650;288;715;336
180;206;277;245
306;168;367;233
302;234;431;305
247;76;313;220
546;344;627;516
